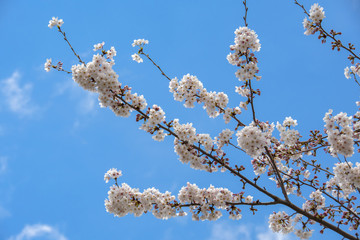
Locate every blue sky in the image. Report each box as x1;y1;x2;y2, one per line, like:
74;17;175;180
1;0;359;239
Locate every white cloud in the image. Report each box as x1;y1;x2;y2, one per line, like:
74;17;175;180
78;91;97;114
8;224;67;240
54;80;97;115
209;222;251;240
0;71;38;116
256;228;290;240
208;221;294;240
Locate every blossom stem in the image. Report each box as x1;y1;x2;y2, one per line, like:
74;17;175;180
140;49;172;81
265;147;290;203
58;27;85;65
243;0;248;27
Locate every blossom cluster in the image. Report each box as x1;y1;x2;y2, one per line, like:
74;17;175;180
326;162;360;197
143;105;166;127
268;211;294;234
105;183;177;219
105;172;249;221
169;74;232;119
227;26;261;83
345;64;360;79
172;119;216;171
294;229;314;240
44;58;52;72
235;62;260;82
131;39;149;63
302;190;325;211
178;182;244;221
309;3;325;24
131;53;143;63
223;107;242;124
132;39;149;47
139;104;167;141
269;212;313;239
70;49;149;118
323;110;354;157
302;3;325;35
44;58;64;72
93;42;105;51
251;155;268;175
171;121;235;170
229;27;261;54
226;26;262;119
215;129;234;149
236;124;272;158
48;17;64;28
276;117;300;146
104;168;122;183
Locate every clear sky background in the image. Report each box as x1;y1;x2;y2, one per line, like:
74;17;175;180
0;0;359;239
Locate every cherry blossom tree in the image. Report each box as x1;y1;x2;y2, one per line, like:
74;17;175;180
45;1;360;239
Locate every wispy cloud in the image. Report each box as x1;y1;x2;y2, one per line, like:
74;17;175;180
256;228;290;240
209;222;250;240
78;91;97;114
0;204;10;219
54;80;97;115
0;71;38;116
0;156;7;174
8;224;67;240
208;221;293;240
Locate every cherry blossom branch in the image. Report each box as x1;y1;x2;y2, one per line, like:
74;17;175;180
317;24;360;60
177;200;278;208
279;168;360;222
289;144;328;157
287;201;357;240
352;74;360;87
108;88;282;203
47;12;360;239
297;157;334;176
113;93;270;198
238;1;292;205
57;27;85;65
293;0;309;17
139;50;246;127
265;147;290;203
229;142;246;153
57;68;71;74
138;48;172;81
248;79;257;123
106;90;358;238
51;65;71;74
294;0;360;69
228;200;278;206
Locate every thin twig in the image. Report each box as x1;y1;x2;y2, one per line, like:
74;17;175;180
243;0;248;27
140;49;171;81
58;26;85;65
229;142;246;153
265;147;290;203
279;169;360;221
